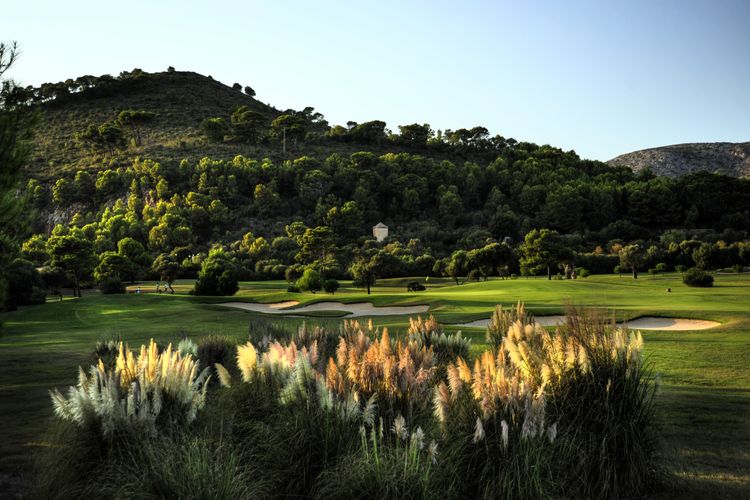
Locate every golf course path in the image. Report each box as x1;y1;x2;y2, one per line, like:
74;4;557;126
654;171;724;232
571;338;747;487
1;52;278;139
218;301;429;317
455;316;720;331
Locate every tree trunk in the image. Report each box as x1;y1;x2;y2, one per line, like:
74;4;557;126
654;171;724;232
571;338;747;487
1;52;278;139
547;265;552;280
366;282;371;294
74;273;80;297
632;267;638;279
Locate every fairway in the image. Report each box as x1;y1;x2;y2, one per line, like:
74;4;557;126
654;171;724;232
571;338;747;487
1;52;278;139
1;273;749;497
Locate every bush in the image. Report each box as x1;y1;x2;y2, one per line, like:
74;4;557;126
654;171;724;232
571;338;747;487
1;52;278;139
99;277;125;294
467;269;482;281
297;268;322;293
287;284;301;293
655;263;668;273
323;279;340;294
192;249;238;296
675;265;687;273
682;267;714;287
6;258;46;308
576;268;590;278
407;315;471;367
50;340;210;438
313;420;436;499
197;335;237;373
648;268;658;275
285;264;304;283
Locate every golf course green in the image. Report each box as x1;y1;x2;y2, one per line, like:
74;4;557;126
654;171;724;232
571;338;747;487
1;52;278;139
1;273;748;497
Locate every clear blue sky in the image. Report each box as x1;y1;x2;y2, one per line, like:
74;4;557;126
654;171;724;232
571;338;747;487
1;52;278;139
3;0;748;160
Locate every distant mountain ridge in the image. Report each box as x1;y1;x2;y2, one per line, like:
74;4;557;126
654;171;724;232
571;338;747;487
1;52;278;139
608;142;750;178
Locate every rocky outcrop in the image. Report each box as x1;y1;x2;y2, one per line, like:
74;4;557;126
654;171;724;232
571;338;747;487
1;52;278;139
608;142;750;178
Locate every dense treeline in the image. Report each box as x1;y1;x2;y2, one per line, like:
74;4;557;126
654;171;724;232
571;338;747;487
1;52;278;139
3;66;750;305
10;149;749;302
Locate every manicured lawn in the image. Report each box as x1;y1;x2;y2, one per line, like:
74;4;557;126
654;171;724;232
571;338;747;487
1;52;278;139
1;273;748;496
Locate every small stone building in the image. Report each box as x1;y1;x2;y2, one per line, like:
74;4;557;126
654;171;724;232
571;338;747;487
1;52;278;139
372;222;388;242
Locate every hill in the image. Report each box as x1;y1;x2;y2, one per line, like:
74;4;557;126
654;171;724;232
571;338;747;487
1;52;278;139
27;69;283;177
24;69;513;179
608;142;750;179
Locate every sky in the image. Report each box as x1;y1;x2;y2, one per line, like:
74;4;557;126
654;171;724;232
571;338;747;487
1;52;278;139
2;0;748;160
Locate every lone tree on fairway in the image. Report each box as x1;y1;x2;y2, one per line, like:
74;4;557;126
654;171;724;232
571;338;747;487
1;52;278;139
620;244;647;279
152;253;180;293
350;257;377;294
520;228;570;280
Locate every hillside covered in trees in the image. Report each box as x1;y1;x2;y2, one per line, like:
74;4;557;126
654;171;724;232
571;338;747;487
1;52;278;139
4;66;750;304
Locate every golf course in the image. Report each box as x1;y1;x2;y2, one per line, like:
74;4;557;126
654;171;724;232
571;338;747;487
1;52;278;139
1;272;748;497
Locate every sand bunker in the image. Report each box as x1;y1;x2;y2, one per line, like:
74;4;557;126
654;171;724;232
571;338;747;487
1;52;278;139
218;301;429;318
455;316;719;331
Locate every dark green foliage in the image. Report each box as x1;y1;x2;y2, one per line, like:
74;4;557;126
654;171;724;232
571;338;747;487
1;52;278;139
287;284;301;293
297;268;322;293
197;335;237;372
5;258;46;308
682;267;714;287
435;389;553;499
192;248;238;296
116;109;156;146
33;421;258;499
152;253;179;292
323;278;339;294
201;117;228;143
47;231;96;297
0;42;37;311
350;258;377;294
547;313;664;498
99;277;125;294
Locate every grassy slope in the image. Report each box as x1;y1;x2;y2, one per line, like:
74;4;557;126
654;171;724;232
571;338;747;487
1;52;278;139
27;70;481;180
1;273;748;497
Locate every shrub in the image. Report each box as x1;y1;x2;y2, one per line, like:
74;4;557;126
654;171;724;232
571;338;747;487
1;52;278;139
407;315;471;367
546;309;663;498
576;267;590;278
50;340;210;438
648;268;658;275
177;338;198;358
485;302;534;353
6;258;46;308
655;262;668;273
314;418;437;498
324;278;340;294
248;317;296;347
192;249;238;296
297;268;323;293
433;353;555;499
287;284;301;293
285;264;304;283
197;335;237;373
113;437;261;499
99;277;125;294
92;338;121;369
682;267;714;287
467;269;482;281
675;264;687;273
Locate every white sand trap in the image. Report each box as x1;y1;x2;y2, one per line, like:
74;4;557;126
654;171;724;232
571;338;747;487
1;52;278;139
218;301;429;318
622;317;720;331
455;316;719;331
457;316;567;329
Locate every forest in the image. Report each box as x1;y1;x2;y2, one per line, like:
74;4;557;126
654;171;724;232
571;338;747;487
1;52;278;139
3;66;750;306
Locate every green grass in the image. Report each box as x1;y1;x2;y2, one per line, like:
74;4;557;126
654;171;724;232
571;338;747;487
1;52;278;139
1;273;749;497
